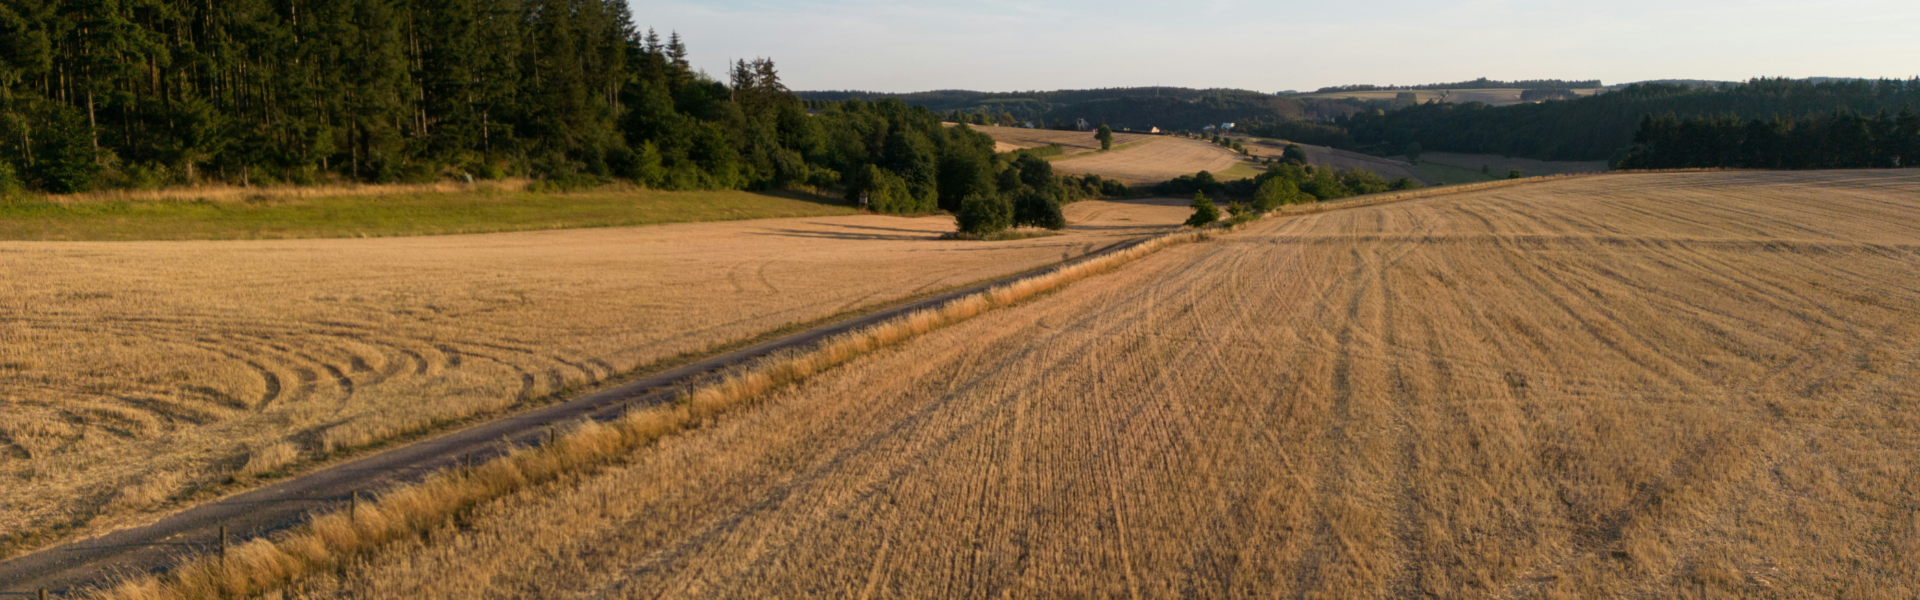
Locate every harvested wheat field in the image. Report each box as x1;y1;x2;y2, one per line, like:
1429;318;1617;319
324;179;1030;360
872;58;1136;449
1050;136;1257;184
1239;136;1427;182
0;199;1190;555
274;170;1920;599
964;125;1153;155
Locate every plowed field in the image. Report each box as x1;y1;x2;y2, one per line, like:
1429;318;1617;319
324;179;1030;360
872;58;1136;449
279;170;1920;598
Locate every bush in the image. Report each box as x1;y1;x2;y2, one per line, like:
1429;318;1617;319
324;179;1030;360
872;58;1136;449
1185;192;1220;227
850;164;928;214
956;193;1013;235
1389;177;1422;191
1508;170;1524;179
1013;189;1067;230
1282;143;1309;165
0;162;22;198
1253;176;1299;211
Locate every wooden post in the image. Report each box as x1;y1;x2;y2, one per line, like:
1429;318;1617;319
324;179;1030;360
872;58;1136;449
39;589;48;600
350;491;358;520
219;525;228;564
548;425;557;447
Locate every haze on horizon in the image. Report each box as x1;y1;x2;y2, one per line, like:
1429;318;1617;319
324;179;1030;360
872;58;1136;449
627;0;1920;93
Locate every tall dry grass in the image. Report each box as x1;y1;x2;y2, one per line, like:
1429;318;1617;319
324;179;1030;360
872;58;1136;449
0;199;1191;557
192;170;1920;599
87;216;1227;600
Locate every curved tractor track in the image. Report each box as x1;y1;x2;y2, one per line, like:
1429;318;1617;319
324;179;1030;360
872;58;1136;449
0;236;1158;595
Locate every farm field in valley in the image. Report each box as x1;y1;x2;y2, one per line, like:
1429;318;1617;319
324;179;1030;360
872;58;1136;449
1414;151;1612;178
1237;136;1427;182
1048;136;1258;185
0;199;1190;556
962;125;1153;155
275;170;1920;598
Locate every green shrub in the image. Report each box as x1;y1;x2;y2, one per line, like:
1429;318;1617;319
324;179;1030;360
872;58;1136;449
1253;176;1299;211
1012;189;1066;230
849;164;926;214
956;193;1013;236
1185;192;1220;227
0;162;22;198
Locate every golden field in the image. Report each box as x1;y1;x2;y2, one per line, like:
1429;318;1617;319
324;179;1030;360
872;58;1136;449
962;125;1153;155
1050;136;1258;184
0;199;1190;554
258;170;1918;599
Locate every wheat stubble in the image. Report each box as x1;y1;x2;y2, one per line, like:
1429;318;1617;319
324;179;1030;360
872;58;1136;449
0;200;1189;553
121;171;1920;597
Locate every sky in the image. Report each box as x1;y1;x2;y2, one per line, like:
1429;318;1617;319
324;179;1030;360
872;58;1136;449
624;0;1920;93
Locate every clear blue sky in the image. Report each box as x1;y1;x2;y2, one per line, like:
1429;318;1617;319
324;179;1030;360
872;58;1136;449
625;0;1920;93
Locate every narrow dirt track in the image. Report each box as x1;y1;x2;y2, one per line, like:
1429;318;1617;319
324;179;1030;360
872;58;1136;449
0;230;1176;595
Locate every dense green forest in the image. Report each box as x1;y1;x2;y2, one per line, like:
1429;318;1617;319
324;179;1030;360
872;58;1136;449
1618;108;1920;170
1339;78;1920;162
0;0;1105;218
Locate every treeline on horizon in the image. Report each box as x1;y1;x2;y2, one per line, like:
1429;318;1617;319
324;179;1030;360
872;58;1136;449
1310;78;1604;93
1339;78;1920;163
798;87;1326;132
1619;109;1920;170
0;0;1118;217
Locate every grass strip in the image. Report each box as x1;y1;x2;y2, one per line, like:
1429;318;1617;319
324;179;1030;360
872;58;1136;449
91;223;1233;600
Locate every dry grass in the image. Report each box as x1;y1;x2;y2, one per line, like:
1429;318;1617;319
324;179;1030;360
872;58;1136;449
963;125;1153;155
203;170;1920;599
88;212;1230;600
0;199;1191;556
1048;137;1258;184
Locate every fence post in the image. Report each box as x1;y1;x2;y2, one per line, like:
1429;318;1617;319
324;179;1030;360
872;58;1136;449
350;491;358;520
219;525;228;565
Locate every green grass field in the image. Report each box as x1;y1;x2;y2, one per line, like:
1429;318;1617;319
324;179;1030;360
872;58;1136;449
1411;161;1500;185
0;188;857;241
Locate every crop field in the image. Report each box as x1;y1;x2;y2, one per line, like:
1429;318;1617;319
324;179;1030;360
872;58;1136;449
1239;136;1427;182
964;125;1153;155
1417;151;1612;178
1049;137;1258;184
0;199;1191;555
270;170;1920;598
1298;88;1606;106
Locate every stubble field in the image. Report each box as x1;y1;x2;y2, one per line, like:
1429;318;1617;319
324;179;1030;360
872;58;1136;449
1049;136;1259;184
273;170;1919;599
963;125;1153;155
0;199;1190;555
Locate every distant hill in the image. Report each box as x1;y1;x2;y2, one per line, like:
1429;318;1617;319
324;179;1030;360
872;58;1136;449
796;87;1316;131
1312;78;1602;93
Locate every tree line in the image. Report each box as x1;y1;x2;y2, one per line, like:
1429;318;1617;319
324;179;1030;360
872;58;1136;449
1311;79;1603;94
0;0;1117;226
1338;78;1920;162
1618;108;1920;170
